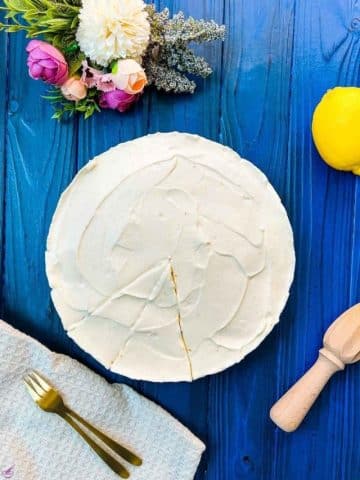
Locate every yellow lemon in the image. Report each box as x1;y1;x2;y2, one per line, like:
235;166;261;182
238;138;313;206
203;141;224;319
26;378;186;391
312;87;360;175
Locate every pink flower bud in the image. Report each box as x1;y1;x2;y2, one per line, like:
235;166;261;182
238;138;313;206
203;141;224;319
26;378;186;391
99;89;140;113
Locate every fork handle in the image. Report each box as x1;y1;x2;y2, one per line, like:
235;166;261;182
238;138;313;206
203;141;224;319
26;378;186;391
59;411;130;478
64;407;142;466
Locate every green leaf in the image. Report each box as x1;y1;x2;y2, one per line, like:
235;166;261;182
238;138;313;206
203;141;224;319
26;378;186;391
64;41;79;54
70;15;78;29
68;51;85;76
0;0;80;40
52;110;62;120
4;10;18;19
46;86;101;121
69;61;81;76
6;0;27;12
84;108;93;120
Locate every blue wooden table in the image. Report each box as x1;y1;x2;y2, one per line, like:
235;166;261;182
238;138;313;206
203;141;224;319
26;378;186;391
1;1;360;478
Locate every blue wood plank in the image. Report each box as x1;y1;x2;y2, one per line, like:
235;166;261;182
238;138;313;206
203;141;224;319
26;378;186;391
273;1;360;480
211;1;297;479
2;31;78;349
0;11;8;318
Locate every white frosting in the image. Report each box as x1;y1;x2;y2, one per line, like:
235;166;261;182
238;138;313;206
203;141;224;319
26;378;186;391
46;133;295;382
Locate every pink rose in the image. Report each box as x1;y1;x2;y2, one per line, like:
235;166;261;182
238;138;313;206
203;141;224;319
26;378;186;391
112;59;147;94
26;40;68;86
99;89;140;113
61;77;87;101
81;61;115;92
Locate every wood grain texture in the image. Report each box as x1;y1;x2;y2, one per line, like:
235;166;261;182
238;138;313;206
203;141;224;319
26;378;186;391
1;1;360;479
2;31;77;350
0;9;8;319
272;2;360;479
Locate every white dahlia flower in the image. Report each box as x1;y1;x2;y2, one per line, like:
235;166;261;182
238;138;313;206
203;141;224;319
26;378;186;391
76;0;151;67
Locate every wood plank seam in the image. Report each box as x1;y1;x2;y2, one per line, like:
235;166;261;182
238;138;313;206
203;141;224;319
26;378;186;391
0;28;10;320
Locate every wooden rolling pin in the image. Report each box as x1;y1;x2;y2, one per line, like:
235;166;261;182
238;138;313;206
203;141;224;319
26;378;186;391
270;303;360;432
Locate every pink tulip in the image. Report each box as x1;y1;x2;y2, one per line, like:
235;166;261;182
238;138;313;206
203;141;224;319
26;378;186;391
26;40;68;86
61;77;87;101
99;89;140;113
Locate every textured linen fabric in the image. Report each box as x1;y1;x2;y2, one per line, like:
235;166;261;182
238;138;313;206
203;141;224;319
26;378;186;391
0;320;205;479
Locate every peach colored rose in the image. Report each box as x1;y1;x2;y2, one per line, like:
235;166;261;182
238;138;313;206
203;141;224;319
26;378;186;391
112;59;147;95
61;76;87;102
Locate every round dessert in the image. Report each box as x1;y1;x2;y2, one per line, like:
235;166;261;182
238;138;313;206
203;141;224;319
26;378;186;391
46;133;295;382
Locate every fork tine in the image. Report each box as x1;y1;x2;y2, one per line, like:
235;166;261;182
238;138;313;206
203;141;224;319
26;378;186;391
31;371;51;391
25;374;45;397
23;378;41;402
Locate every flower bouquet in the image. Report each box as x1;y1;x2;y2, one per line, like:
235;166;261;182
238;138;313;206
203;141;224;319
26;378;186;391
0;0;225;119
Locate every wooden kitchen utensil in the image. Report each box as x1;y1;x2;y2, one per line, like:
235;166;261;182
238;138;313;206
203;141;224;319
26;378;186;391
270;303;360;432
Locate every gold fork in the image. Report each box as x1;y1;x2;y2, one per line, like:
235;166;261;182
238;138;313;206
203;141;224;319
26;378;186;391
23;370;142;478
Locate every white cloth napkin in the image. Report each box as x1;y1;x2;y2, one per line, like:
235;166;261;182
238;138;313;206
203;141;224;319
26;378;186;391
0;320;205;479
